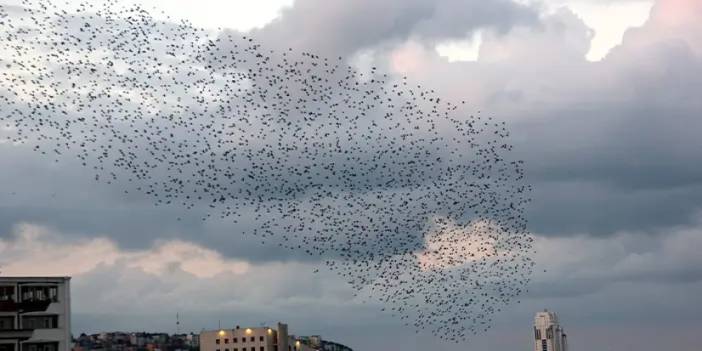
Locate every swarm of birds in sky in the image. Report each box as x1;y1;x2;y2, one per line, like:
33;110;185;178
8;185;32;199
0;0;534;342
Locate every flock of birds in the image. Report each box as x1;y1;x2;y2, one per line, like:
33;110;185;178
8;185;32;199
0;0;534;342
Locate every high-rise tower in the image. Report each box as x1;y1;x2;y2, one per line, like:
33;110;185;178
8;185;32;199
534;310;568;351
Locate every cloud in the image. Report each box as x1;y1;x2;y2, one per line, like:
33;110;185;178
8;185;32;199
351;0;702;236
249;0;537;57
416;217;503;271
0;223;250;278
1;0;702;349
528;215;702;298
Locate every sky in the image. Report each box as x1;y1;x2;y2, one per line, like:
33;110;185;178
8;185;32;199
1;0;701;350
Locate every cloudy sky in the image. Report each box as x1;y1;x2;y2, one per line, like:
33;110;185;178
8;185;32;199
1;0;701;350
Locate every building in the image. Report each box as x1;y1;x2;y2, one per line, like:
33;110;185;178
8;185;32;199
0;277;72;351
294;336;351;351
533;310;567;351
200;323;290;351
200;323;350;351
185;333;200;349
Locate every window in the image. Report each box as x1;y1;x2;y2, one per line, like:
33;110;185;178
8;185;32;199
541;339;547;351
259;336;264;342
0;343;15;351
22;343;57;351
234;338;238;343
225;339;229;344
0;286;15;301
242;348;247;351
260;347;264;351
21;315;58;329
216;339;221;345
20;286;58;303
0;316;14;330
250;337;254;342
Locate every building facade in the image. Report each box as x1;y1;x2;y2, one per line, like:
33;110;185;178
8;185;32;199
0;277;71;351
294;336;351;351
200;323;291;351
200;323;350;351
533;310;567;351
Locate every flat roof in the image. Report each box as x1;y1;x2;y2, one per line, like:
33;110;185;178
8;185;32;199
0;276;71;282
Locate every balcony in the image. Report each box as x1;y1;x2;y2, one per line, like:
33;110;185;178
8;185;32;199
0;328;33;339
0;300;52;313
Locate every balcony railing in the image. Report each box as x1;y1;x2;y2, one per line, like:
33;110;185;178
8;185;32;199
0;328;33;339
0;300;52;313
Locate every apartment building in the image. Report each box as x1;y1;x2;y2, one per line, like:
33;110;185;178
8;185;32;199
0;277;71;351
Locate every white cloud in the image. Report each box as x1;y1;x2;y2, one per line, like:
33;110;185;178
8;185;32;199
565;1;654;61
431;0;654;62
121;0;295;32
0;223;360;314
0;223;250;278
2;0;293;32
416;217;504;271
435;30;483;62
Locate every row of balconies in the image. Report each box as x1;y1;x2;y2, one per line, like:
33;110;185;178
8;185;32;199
0;286;60;308
0;315;59;331
0;300;53;313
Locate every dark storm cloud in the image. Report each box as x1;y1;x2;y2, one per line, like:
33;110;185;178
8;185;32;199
0;143;331;263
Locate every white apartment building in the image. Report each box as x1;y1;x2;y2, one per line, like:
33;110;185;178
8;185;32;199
0;277;71;351
533;310;567;351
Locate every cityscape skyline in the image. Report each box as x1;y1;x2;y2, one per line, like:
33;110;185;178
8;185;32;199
1;0;701;350
0;276;571;351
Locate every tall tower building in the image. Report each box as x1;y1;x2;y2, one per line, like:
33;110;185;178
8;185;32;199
533;310;567;351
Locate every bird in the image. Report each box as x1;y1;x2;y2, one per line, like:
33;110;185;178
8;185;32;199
0;0;534;343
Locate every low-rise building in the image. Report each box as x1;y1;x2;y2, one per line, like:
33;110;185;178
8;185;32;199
293;336;350;351
200;323;290;351
200;324;351;351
